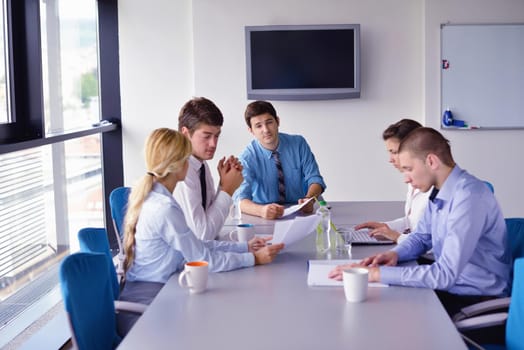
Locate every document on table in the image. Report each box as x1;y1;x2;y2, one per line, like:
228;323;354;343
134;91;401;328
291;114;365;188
270;214;319;248
281;197;315;218
307;259;389;287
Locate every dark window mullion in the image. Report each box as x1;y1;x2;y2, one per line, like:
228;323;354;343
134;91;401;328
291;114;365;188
98;0;124;251
1;0;44;143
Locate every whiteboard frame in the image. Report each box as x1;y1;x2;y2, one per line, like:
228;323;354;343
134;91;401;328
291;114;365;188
441;23;524;130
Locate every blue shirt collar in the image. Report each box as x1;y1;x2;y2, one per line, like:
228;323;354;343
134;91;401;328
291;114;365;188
256;133;282;160
430;165;462;209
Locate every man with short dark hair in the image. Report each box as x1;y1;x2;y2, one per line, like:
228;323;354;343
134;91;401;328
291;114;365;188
330;127;510;318
235;100;326;219
174;97;243;240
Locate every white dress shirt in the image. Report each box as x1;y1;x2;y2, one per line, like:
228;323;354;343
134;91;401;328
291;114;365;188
127;182;254;283
385;184;430;244
173;155;232;240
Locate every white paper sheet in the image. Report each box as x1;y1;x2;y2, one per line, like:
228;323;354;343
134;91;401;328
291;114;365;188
270;215;319;248
281;197;315;218
307;259;389;287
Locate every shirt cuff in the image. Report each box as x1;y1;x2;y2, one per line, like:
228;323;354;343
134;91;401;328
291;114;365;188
242;252;255;267
229;242;249;253
379;266;403;285
391;242;411;260
384;217;407;233
215;189;233;206
396;233;409;245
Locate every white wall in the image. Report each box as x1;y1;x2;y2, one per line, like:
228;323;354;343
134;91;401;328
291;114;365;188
424;0;524;217
118;0;194;183
119;0;524;217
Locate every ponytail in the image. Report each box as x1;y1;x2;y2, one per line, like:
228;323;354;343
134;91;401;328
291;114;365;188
122;128;192;276
123;174;154;274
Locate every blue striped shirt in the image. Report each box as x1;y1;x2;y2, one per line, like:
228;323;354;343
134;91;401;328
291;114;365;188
235;132;326;204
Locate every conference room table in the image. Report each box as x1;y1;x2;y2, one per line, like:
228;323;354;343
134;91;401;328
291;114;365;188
117;201;467;350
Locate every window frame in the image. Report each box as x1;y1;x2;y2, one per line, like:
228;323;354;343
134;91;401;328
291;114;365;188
0;0;123;250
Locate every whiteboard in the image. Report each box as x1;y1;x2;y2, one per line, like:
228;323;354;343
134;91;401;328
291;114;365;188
441;24;524;129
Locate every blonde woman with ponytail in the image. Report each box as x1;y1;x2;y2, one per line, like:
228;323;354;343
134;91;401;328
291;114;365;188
117;128;284;336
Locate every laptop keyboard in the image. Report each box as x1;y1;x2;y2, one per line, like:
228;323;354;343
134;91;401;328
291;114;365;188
349;229;394;244
351;229;378;242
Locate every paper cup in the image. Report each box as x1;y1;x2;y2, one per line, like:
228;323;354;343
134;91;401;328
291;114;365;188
343;267;369;302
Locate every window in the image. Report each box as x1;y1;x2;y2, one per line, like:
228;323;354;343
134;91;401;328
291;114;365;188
41;0;100;134
0;0;122;344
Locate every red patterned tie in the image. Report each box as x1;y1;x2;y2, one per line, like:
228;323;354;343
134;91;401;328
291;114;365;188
272;151;286;203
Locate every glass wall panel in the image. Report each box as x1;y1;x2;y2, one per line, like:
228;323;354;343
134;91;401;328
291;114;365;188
0;134;103;322
40;0;100;134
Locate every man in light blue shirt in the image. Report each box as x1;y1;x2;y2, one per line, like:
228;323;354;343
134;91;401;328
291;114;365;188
330;127;510;317
235;100;326;219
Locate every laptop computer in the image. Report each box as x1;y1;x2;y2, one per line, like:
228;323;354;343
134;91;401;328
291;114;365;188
338;227;395;245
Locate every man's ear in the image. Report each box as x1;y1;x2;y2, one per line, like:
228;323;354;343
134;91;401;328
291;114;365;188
275;116;280;127
248;126;254;136
180;126;191;138
426;153;441;170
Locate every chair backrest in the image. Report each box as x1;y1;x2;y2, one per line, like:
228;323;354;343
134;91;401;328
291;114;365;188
59;252;121;350
506;218;524;264
109;186;131;247
506;257;524;349
78;227;120;300
483;180;495;193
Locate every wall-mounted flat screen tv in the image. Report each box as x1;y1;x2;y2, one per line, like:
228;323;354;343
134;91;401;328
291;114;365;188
245;24;360;101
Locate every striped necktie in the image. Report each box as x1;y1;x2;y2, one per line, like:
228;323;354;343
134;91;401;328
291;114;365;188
272;151;286;203
200;164;207;210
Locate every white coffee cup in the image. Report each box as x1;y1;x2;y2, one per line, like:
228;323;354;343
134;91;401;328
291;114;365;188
178;261;209;294
343;267;369;302
229;223;255;242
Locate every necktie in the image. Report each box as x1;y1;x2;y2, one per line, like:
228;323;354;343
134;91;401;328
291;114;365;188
200;164;207;210
429;187;439;203
272;151;286;203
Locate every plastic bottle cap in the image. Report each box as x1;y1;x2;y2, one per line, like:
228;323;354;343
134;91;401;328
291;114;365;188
319;200;327;206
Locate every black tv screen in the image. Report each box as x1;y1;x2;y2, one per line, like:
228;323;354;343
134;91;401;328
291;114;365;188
245;24;360;100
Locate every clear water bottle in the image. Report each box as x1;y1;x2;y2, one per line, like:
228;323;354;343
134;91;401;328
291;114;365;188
316;201;331;254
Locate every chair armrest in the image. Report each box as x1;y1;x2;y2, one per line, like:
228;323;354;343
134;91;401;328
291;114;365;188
452;297;510;322
114;300;147;315
455;312;508;332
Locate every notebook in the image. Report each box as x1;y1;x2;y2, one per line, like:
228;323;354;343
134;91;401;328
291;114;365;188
342;228;395;245
307;259;388;287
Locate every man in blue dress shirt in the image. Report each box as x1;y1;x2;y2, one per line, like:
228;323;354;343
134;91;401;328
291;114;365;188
330;127;510;318
235;100;326;219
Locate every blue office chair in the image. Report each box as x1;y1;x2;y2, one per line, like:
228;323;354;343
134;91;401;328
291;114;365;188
506;218;524;266
109;186;131;279
456;257;524;350
78;227;120;298
60;252;122;350
484;181;495;193
77;227;147;313
453;218;524;322
506;258;524;349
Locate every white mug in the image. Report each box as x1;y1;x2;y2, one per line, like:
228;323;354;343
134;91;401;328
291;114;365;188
343;267;369;302
229;223;255;242
178;261;209;294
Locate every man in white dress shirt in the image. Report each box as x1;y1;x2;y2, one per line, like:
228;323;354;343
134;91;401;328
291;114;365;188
173;97;243;240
